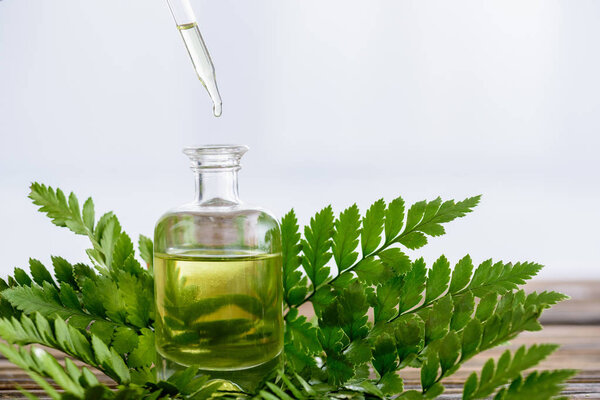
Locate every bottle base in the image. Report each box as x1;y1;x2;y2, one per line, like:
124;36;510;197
156;351;283;393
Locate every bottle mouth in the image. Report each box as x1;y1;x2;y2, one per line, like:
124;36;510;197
183;145;249;169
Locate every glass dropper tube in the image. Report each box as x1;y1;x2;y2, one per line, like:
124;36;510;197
166;0;222;117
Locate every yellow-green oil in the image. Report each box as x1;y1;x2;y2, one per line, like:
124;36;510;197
154;251;283;387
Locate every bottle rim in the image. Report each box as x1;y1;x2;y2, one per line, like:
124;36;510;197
183;145;249;170
183;144;249;157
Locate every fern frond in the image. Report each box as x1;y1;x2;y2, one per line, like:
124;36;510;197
0;312;132;383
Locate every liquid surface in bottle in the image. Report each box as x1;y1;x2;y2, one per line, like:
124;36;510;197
177;22;222;117
154;251;283;371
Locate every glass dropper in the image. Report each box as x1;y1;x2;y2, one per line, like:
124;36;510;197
165;0;222;117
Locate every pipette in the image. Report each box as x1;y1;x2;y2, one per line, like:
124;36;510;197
165;0;222;117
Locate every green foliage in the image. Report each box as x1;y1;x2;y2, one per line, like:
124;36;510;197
463;344;561;399
301;205;335;290
29;183;141;273
0;312;129;383
281;211;308;307
0;341;95;399
493;369;577;400
0;184;575;400
28;183;92;236
138;235;154;272
333;204;361;270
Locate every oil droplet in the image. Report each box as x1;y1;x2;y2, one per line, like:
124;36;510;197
213;101;222;117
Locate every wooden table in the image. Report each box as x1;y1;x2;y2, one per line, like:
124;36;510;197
0;281;598;399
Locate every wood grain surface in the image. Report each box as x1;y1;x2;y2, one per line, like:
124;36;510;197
0;281;598;399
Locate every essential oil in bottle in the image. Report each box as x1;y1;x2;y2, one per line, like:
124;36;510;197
154;252;283;370
153;146;283;391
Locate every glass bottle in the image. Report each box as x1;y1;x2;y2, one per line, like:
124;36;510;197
153;145;283;390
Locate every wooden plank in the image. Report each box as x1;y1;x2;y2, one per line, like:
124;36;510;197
397;325;600;381
525;281;600;325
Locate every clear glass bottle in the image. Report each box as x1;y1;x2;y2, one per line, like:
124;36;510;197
153;145;283;390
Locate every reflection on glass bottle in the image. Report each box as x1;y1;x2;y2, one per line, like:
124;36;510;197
153;145;283;390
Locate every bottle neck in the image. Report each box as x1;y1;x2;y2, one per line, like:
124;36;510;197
183;145;248;206
193;168;240;206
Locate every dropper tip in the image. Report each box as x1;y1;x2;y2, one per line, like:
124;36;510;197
213;102;222;117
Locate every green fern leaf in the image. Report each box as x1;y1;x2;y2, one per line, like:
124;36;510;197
2;283;122;335
425;255;451;303
281;210;308;306
372;334;398;377
0;343;85;398
28;259;56;288
354;257;394;286
463;345;566;400
333;204;361;270
497;369;576;400
379;371;404;395
372;277;401;323
468;260;542;297
91;335;131;383
52;256;77;288
29;183;88;236
361;199;386;255
0;313;134;384
336;281;370;341
451;291;475;331
449;255;474;293
396;196;481;250
302;206;334;289
384;196;405;243
111;326;139;355
398;258;427;313
13;268;32;286
378;248;411;275
127;328;155;368
420;352;440;391
115;271;154;329
285;308;321;355
138;235;154;271
419;295;453;344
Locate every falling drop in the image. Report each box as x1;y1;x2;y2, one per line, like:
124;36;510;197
213;101;222;117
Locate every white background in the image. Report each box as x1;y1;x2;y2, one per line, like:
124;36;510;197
1;1;599;279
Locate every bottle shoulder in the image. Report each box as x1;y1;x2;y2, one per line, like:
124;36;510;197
155;203;279;228
154;203;281;255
